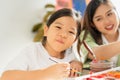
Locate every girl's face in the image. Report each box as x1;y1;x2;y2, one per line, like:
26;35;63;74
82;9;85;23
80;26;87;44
93;3;119;36
44;16;77;53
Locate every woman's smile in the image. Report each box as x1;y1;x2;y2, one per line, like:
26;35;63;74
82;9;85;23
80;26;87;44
105;24;114;30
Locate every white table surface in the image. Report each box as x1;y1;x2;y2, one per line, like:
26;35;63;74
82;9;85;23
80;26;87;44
75;67;120;80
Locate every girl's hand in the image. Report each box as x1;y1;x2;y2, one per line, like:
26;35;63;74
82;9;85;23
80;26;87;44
43;62;70;80
69;60;83;78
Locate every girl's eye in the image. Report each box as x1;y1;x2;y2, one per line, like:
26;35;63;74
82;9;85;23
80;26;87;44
69;31;75;35
56;26;61;29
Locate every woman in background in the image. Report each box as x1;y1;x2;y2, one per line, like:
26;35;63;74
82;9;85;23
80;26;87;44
79;0;120;67
1;8;82;80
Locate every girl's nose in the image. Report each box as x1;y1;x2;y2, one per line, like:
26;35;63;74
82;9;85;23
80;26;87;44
59;30;67;38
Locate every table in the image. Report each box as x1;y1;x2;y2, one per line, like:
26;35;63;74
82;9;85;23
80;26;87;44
75;67;120;80
67;69;90;80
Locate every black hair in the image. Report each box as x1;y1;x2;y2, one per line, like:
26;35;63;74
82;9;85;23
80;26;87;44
42;8;82;54
82;0;119;44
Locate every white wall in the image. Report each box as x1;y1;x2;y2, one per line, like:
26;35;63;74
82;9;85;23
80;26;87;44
0;0;55;76
111;0;120;16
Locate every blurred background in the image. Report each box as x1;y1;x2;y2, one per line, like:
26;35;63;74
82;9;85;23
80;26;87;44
0;0;120;76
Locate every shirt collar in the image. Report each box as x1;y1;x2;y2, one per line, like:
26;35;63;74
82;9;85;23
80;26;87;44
102;29;120;44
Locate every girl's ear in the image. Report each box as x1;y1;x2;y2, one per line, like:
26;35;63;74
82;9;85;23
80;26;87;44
44;25;49;36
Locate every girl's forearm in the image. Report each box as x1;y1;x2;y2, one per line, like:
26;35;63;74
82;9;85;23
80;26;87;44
1;70;46;80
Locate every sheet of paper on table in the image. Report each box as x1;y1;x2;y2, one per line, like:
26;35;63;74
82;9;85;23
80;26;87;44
75;67;120;80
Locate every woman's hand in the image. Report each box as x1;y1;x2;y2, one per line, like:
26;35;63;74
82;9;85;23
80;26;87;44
69;60;83;78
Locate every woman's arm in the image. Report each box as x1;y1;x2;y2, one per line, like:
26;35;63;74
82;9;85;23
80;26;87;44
81;31;120;61
93;41;120;60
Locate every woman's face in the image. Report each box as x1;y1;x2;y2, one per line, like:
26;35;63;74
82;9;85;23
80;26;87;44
44;16;77;53
93;3;119;36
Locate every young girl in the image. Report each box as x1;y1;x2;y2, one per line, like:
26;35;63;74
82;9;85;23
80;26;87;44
1;8;82;80
79;0;120;67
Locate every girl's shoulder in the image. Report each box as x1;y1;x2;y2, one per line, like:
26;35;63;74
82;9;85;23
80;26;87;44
23;42;42;49
19;42;42;55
